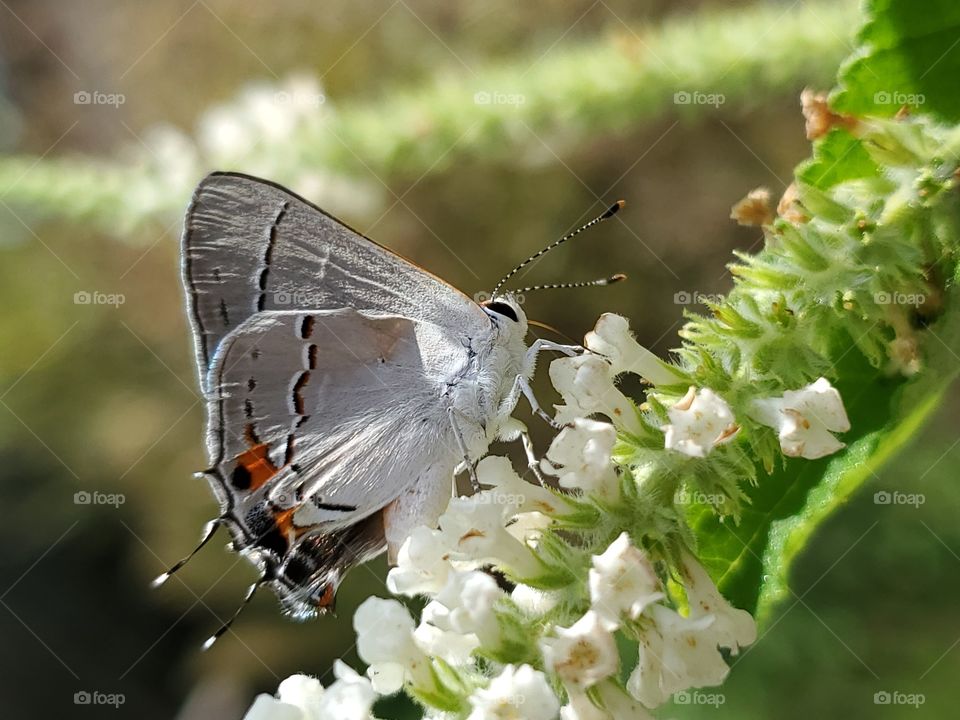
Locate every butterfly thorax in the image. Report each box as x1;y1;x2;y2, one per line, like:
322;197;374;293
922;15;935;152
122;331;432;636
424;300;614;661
448;299;530;452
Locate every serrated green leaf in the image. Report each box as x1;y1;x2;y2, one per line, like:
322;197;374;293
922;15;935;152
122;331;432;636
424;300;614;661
833;0;960;121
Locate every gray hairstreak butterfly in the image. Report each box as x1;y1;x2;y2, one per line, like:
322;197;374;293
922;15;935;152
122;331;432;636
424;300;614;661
156;172;624;647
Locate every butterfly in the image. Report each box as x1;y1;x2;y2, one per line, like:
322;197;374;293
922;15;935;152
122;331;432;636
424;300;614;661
157;172;623;645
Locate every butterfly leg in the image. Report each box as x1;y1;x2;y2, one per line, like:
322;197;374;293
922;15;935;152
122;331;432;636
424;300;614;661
497;417;546;485
525;339;583;369
508;374;563;429
519;428;546;485
447;407;481;493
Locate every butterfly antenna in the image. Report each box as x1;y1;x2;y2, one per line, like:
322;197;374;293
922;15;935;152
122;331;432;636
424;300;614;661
491;200;625;298
511;273;627;295
151;518;221;588
202;578;266;651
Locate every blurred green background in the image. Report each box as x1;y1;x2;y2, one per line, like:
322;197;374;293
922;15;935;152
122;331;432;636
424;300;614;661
0;1;956;717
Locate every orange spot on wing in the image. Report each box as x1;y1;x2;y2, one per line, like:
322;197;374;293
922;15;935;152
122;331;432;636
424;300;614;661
274;506;297;536
317;583;336;608
237;443;278;491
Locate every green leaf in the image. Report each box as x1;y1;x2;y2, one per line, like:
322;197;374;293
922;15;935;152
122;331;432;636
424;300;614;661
688;264;960;621
796;128;879;190
833;0;960;121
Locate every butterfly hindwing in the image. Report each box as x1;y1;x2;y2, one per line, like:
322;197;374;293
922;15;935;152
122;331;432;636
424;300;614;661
203;308;468;616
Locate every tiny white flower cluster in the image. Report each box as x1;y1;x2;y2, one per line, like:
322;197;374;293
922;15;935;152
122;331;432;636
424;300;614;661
243;314;852;720
552;314;850;461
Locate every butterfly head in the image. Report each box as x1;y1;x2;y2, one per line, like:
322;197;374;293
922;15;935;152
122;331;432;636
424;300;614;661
481;294;528;333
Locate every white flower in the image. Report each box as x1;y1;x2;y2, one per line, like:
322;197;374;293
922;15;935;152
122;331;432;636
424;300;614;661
439;495;541;577
559;696;608;720
317;662;378;720
541;419;619;498
243;674;324;720
386;527;452;597
750;377;850;459
585;314;681;386
627;604;730;709
593;681;655;719
589;533;663;630
417;570;505;660
662;386;739;457
541;611;619;690
467;664;560;720
242;668;378;720
353;597;426;694
198;105;254;162
681;552;756;653
557;681;656;720
277;675;325;720
624;555;756;709
550;354;642;434
413;618;481;666
505;511;553;548
477;455;570;516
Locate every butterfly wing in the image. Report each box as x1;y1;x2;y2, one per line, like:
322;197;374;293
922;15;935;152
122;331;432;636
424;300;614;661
182;171;488;391
204;307;468;617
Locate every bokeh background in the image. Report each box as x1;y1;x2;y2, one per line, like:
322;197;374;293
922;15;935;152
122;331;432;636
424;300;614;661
0;1;957;718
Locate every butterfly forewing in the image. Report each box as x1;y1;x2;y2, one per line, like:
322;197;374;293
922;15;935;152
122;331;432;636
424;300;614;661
182;172;487;391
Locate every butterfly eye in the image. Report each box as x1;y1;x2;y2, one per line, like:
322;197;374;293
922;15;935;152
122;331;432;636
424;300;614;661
484;301;519;322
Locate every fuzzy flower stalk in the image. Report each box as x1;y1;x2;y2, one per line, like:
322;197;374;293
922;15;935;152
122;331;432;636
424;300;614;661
245;105;960;718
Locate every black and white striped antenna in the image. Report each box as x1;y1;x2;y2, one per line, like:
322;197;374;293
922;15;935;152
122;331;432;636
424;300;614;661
490;200;625;299
510;273;627;295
